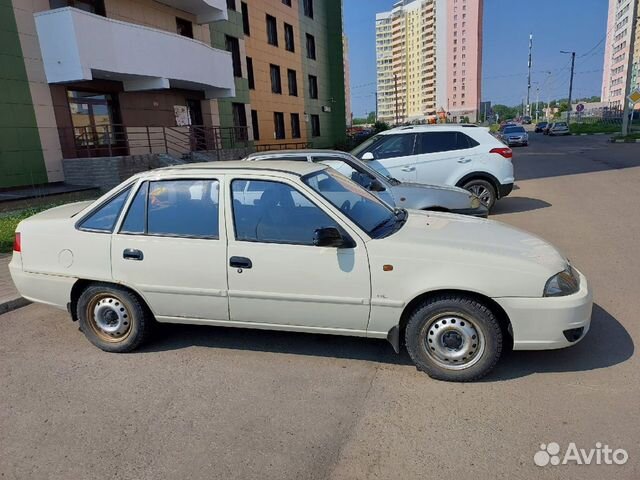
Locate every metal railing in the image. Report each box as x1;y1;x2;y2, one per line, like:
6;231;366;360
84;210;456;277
254;142;311;152
59;124;250;159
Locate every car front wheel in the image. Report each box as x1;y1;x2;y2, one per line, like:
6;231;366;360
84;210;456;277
405;295;503;382
462;179;497;210
77;284;152;353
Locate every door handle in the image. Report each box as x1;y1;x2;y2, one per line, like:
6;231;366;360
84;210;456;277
229;256;252;269
123;248;144;261
457;158;472;164
401;166;415;172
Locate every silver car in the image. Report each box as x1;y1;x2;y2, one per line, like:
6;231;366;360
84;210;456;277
499;125;529;147
244;150;488;217
548;122;570;136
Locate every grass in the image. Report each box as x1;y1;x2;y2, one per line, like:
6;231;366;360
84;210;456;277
0;205;62;253
569;122;621;135
611;132;640;141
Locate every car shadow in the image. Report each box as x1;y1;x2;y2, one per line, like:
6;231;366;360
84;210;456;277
485;304;634;382
492;196;552;215
141;305;632;381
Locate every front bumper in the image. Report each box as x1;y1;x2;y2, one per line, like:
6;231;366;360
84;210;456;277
494;269;592;350
507;138;528;145
450;205;489;218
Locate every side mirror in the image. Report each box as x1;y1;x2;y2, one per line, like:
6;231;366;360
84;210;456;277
369;179;386;192
361;152;374;161
313;227;353;248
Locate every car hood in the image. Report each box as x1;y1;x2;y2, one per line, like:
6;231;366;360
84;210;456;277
377;210;567;274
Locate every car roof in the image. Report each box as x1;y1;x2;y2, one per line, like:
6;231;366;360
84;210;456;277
376;124;485;135
245;149;350;159
149;160;327;177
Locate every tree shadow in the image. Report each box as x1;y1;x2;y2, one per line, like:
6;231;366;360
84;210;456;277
492;196;552;215
141;305;631;382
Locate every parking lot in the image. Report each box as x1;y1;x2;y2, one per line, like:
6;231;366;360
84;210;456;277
1;133;639;479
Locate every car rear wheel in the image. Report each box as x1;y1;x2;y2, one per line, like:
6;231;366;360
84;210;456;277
77;284;151;353
405;295;503;382
462;179;497;210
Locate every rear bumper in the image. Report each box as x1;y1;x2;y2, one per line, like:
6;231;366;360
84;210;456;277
494;269;592;350
497;182;514;198
9;255;75;310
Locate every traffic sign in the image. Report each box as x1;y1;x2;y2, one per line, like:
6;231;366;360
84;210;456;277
576;103;585;113
629;90;640;104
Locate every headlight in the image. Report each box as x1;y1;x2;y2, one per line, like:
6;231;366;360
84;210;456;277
544;265;580;297
470;196;481;209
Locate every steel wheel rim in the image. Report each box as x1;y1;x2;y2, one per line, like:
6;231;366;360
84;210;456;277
86;294;132;343
421;312;485;370
468;185;492;206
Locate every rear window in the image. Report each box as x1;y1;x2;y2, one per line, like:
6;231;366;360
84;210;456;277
79;186;132;233
418;131;479;154
555;122;567;127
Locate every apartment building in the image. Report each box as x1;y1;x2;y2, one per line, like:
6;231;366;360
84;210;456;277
601;0;640;109
1;0;346;190
211;0;347;150
375;0;482;124
1;0;237;189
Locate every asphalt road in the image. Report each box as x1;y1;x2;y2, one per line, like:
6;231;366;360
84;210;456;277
1;134;639;479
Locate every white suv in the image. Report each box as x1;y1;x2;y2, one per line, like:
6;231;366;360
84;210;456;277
351;125;515;210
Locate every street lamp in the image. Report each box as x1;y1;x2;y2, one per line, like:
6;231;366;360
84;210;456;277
560;51;576;124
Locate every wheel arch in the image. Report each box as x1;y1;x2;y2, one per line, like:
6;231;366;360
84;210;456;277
69;279;154;321
455;171;501;196
391;288;513;352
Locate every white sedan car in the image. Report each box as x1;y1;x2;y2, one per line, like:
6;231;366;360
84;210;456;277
9;162;592;382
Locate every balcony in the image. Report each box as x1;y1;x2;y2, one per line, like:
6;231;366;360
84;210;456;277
154;0;227;23
34;8;235;99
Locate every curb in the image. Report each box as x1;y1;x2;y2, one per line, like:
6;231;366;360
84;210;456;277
0;296;31;315
571;132;609;136
610;139;640;143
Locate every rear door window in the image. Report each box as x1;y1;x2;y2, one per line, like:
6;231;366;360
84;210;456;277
371;134;417;159
418;131;479;154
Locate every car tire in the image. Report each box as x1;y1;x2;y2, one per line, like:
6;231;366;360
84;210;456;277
405;294;503;382
77;284;152;353
462;179;497;210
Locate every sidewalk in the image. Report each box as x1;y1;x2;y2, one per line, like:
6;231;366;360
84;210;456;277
0;254;29;315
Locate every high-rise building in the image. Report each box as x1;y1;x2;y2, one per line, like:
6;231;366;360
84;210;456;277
375;0;483;124
601;0;640;110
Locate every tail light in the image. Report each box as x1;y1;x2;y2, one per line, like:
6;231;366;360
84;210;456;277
13;232;21;252
490;147;513;159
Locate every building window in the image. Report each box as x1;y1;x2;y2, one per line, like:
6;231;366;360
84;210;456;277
274;112;285;139
303;0;314;18
284;23;295;52
176;17;193;38
306;33;316;60
288;69;298;96
251;110;260;140
226;36;242;78
247;57;255;89
270;64;282;94
227;0;236;10
311;114;320;137
232;102;247;134
282;0;291;5
49;0;105;16
241;2;250;35
308;75;318;99
291;113;301;138
266;14;278;46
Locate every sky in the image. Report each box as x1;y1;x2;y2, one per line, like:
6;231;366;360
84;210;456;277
344;0;609;117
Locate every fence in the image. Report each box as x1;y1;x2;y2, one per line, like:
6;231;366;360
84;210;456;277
58;124;250;159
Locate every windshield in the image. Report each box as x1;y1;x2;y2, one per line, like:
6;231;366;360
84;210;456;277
303;169;401;238
504;126;525;134
350;134;383;158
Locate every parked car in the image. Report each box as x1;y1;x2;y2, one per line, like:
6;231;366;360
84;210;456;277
499;125;529;147
522;116;532;125
548;122;570;136
351;125;515;210
9;161;592;382
244;149;488;217
543;123;553;135
534;122;548;133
